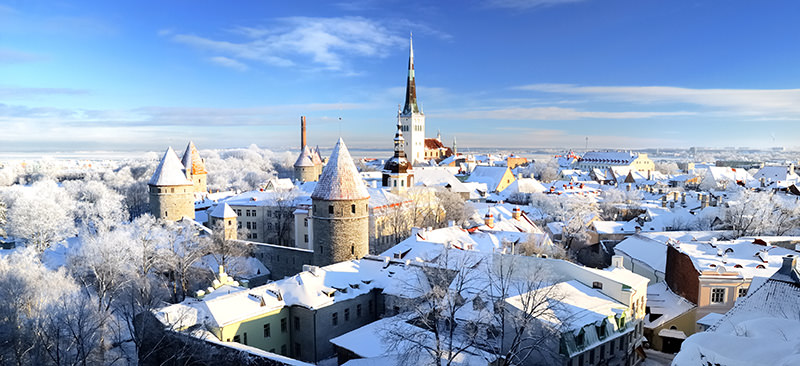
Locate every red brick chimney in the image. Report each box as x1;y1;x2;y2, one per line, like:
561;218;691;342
301;116;307;149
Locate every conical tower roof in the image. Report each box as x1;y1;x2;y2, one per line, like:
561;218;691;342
181;141;207;175
149;147;193;186
210;203;237;219
401;35;420;116
294;146;316;167
311;138;370;201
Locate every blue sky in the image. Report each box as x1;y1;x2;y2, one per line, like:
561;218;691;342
2;0;800;153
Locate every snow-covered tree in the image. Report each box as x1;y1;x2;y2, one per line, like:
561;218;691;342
5;180;75;252
64;180;129;234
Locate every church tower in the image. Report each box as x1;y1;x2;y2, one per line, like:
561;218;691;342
209;203;237;240
149;147;195;221
398;35;425;165
382;122;414;194
311;138;370;267
181;141;207;194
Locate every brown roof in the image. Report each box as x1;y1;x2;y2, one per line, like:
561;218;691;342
424;138;445;150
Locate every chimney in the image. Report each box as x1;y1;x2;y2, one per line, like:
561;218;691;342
484;212;494;228
760;177;766;188
301;116;307;149
661;195;667;207
512;206;521;220
701;194;709;209
635;226;642;234
611;255;624;269
670;200;675;209
778;255;797;277
681;192;686;204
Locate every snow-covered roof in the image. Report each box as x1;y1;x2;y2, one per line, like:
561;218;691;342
311;138;370;201
181;141;207;175
149;147;193;186
670;238;797;280
675;259;800;366
614;235;668;273
644;282;695;329
210;203;236;218
464;166;511;191
592;220;639;235
579;151;638;165
413;167;470;193
293;146;317;168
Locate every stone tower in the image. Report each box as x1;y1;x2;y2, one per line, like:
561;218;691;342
149;147;195;221
209;203;237;240
311;138;370;266
294;116;323;182
382;122;414;194
181;141;207;194
398;35;425;165
294;145;322;182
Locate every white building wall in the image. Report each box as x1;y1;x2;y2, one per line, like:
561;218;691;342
400;113;425;165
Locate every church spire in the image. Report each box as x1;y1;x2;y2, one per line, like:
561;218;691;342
402;34;419;115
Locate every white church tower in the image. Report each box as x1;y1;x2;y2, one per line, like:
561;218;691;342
398;35;425;165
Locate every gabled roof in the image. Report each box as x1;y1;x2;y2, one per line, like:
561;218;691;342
210;203;236;219
311;138;370;201
149;147;193;186
181;141;207;175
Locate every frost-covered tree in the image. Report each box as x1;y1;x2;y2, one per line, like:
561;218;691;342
0;248;104;365
482;255;567;366
720;190;800;236
529;193;599;250
435;187;469;227
161;221;207;302
383;249;484;366
655;161;680;175
64;180;129;234
6;180;75;252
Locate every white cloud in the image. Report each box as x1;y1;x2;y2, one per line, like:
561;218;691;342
168;16;407;72
487;0;585;10
433;106;693;120
209;56;248;71
516;84;800;117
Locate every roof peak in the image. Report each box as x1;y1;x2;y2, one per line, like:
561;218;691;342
149;147;193;186
401;35;420;115
311;139;370;201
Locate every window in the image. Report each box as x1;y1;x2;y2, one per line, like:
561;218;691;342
267;223;273;230
170;188;174;193
357;304;362;317
589;348;595;363
592;281;603;289
711;288;725;303
236;209;241;216
243;332;248;345
304;218;308;227
332;312;338;326
233;335;240;343
252;222;257;230
344;308;350;321
267;211;272;217
738;287;748;298
238;222;242;229
246;222;251;229
351;204;356;214
281;318;287;332
304;234;308;243
329;205;334;214
294;342;301;357
351;245;354;255
252;210;257;217
264;323;271;338
575;330;585;346
294;316;300;330
246;210;251;217
252;233;257;239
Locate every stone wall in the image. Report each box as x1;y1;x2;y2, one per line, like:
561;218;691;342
294;166;320;182
248;241;314;279
191;172;207;193
311;198;369;266
148;184;195;221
